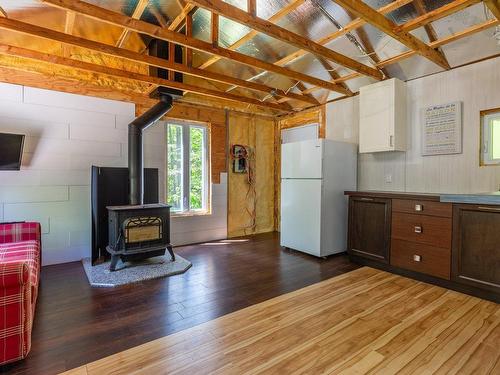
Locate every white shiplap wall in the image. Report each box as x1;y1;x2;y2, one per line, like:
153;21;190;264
326;56;500;193
0;83;227;265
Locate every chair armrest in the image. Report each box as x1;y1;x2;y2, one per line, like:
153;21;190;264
0;262;29;288
0;222;41;244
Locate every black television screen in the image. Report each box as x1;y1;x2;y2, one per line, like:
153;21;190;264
0;133;25;170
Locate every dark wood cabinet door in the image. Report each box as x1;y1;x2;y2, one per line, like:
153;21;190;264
452;204;500;294
348;197;391;263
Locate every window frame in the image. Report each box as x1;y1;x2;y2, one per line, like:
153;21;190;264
480;108;500;166
165;120;211;216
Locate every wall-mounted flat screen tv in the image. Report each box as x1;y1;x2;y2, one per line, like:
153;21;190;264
0;133;25;170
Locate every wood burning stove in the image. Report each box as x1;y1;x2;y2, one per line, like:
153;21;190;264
106;204;175;271
101;40;184;271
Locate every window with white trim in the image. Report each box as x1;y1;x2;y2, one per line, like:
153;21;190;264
481;109;500;166
166;122;209;213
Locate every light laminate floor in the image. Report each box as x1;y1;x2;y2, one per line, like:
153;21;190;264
63;267;500;375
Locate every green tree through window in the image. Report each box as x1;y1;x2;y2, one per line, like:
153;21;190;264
167;123;208;212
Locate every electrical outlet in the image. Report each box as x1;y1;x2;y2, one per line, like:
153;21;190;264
385;174;392;184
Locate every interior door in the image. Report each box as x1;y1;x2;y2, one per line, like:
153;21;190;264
281;139;323;179
281;179;322;256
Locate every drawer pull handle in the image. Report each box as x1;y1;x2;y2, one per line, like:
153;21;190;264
414;226;422;233
360;198;374;201
415;204;423;212
413;255;422;262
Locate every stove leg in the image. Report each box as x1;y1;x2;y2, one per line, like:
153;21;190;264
167;245;175;262
109;255;120;271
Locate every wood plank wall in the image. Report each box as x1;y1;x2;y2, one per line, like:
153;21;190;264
275;106;325;230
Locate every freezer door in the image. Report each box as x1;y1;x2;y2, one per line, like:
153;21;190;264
281;139;323;179
280;179;322;256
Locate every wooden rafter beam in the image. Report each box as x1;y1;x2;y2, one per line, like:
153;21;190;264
40;0;352;95
400;0;482;32
185;12;193;67
377;18;500;67
198;0;305;70
64;11;76;34
298;0;484;94
411;0;449;67
303;17;499;90
0;17;318;106
484;0;500;20
332;0;450;70
275;0;414;69
116;0;149;48
169;3;196;31
232;0;411;96
0;43;291;112
148;5;169;28
188;0;383;80
211;12;219;45
412;0;439;41
62;11;76;56
317;58;352;94
247;0;256;16
0;66;154;106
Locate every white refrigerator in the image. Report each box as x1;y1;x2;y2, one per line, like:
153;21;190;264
280;139;357;257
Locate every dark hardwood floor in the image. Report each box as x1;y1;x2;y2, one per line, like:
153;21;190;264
2;232;359;375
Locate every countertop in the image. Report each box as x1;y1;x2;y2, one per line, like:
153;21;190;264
345;190;500;206
439;192;500;205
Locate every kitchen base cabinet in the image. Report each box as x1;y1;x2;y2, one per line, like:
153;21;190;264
452;204;500;295
347;196;391;263
345;192;500;303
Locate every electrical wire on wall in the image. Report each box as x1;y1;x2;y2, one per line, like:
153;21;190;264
230;143;257;235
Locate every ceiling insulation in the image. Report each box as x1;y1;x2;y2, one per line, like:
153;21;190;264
0;0;498;111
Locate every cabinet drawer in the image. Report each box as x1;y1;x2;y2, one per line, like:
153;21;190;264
393;199;452;218
391;239;451;280
392;212;452;249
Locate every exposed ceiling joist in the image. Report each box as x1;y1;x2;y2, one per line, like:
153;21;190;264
232;0;412;96
377;18;499;67
148;5;169;28
185;12;193;67
169;3;196;31
332;0;450;70
211;12;219;45
40;0;352;95
302;14;499;94
276;0;414;69
247;0;256;17
115;0;149;48
62;11;75;56
198;0;306;70
400;0;482;32
299;0;486;93
411;0;449;68
484;0;500;20
0;43;290;112
0;65;153;106
0;17;318;106
188;0;384;80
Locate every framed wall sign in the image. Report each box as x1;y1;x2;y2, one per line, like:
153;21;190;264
422;101;462;156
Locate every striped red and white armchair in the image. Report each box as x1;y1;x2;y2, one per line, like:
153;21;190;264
0;222;41;365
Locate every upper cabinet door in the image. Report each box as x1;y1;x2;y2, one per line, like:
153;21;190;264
359;78;407;153
281;139;323;179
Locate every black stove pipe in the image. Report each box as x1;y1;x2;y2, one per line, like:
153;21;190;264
128;94;173;206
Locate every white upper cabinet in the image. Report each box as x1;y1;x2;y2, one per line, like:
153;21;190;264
359;78;407;153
